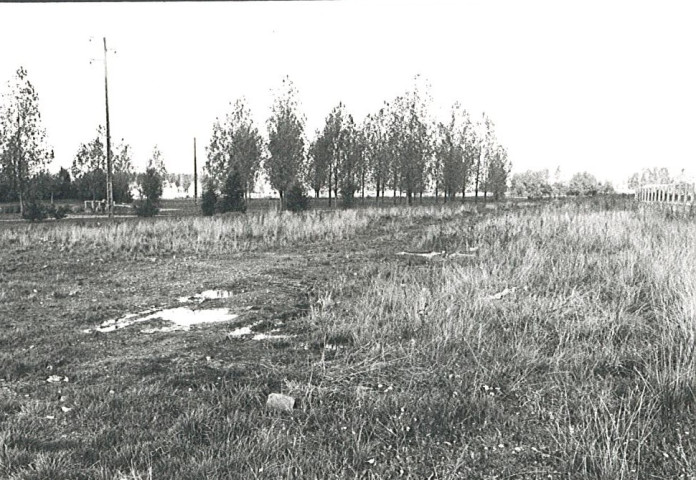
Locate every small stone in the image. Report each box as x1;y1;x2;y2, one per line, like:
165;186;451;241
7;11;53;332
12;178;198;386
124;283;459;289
266;393;295;412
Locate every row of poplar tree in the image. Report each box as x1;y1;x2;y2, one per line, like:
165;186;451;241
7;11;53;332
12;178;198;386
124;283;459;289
205;76;511;208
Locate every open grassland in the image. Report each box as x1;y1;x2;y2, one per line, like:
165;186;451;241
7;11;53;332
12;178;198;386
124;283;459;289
0;199;694;479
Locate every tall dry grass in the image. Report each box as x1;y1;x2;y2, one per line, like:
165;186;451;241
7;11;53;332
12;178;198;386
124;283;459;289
0;204;476;255
311;202;696;478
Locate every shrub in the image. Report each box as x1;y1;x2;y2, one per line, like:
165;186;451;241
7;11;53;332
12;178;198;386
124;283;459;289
217;169;247;214
285;183;309;212
135;168;163;217
22;202;47;221
138;168;163;203
201;185;217;216
134;199;159;217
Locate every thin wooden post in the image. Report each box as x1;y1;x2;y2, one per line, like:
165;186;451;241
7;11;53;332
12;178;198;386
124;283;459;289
193;137;198;204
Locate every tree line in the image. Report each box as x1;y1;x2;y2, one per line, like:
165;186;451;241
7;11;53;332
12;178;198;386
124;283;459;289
1;68;512;217
204;76;512;212
509;169;616;199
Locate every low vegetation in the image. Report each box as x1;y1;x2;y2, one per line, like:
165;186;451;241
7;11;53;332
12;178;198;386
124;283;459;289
0;198;693;479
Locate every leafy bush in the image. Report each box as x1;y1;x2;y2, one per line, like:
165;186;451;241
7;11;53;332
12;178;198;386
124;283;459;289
135;168;162;217
138;168;163;203
134;199;159;217
201;185;218;216
22;202;48;221
217;169;247;214
285;183;309;212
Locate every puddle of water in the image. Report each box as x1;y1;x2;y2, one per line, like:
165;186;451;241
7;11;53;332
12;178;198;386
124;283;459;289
92;307;238;333
178;290;233;303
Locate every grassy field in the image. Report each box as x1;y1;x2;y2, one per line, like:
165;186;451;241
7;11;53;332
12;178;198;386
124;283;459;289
0;198;694;479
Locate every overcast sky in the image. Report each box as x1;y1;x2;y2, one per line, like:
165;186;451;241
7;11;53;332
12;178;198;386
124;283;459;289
1;1;695;186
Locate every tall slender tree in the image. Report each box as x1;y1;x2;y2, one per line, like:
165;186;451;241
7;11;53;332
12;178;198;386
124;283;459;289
338;114;359;206
474;113;497;202
363;107;390;204
266;77;305;208
0;67;52;214
206;98;263;198
434;103;472;202
306;130;330;198
486;144;511;200
387;77;434;205
320;102;351;206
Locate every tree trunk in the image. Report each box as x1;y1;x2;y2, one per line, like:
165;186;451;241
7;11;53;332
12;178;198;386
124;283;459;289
361;172;365;200
333;166;338;206
328;169;332;207
16;114;24;216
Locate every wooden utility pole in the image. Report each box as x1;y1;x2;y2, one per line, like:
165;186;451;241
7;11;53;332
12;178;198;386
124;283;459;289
104;37;114;217
16;113;24;216
193;137;198;203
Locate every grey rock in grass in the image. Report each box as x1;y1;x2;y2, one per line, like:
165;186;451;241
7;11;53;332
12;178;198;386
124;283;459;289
266;393;295;412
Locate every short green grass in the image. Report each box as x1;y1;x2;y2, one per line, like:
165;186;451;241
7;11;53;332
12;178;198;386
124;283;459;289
0;198;694;479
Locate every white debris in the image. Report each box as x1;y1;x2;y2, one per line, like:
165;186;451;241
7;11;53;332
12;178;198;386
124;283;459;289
252;332;294;341
227;325;253;338
448;252;477;259
397;250;478;260
396;251;445;259
487;287;517;301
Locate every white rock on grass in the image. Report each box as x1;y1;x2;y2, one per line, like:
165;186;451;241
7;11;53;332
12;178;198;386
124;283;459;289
266;393;295;412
